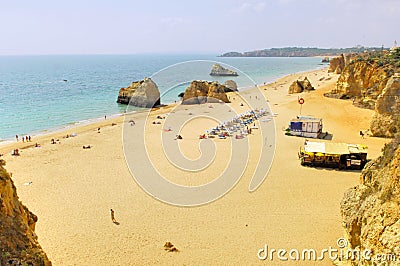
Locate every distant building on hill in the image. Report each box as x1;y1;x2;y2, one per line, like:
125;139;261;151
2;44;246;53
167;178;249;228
391;40;398;52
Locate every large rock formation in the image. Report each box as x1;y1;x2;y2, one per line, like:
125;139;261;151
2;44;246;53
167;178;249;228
328;53;355;74
181;80;230;104
0;160;51;265
224;80;238;92
117;78;160;108
328;55;345;74
334;61;390;107
340;136;400;266
370;74;400;137
210;64;238;76
288;77;314;94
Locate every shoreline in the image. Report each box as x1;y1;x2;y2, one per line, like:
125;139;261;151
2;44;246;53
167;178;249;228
0;65;326;146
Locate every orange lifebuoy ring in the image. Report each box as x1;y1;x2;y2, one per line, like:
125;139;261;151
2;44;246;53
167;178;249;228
298;98;305;104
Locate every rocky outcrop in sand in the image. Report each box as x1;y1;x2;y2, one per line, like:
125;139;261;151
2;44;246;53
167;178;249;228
210;64;238;76
0;160;51;265
370;74;400;137
224;80;238;92
288;77;314;94
181;80;230;104
340;136;400;265
117;78;160;108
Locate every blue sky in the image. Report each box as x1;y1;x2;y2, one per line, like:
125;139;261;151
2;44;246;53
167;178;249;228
1;0;399;55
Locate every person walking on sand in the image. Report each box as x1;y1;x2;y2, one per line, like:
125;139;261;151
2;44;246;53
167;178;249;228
110;209;117;223
16;135;19;142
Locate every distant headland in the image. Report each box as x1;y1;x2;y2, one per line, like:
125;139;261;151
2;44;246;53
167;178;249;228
220;46;386;57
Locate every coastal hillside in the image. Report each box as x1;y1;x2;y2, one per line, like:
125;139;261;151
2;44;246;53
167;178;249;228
220;47;383;57
326;49;400;137
0;160;51;265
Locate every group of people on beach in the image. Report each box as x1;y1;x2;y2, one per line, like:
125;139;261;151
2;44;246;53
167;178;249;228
202;109;268;140
16;134;32;142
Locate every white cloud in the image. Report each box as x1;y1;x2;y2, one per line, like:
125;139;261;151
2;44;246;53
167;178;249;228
231;1;266;14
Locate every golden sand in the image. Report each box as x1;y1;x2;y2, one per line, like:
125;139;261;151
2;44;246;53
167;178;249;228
0;68;388;265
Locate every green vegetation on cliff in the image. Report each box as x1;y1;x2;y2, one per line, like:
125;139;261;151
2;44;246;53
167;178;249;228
354;48;400;73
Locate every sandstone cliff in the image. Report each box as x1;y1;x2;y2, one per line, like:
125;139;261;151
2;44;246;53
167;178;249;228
0;160;51;265
328;54;346;74
117;78;160;108
334;60;391;109
288;77;314;94
370;74;400;137
328;53;355;74
326;50;400;137
181;80;230;104
210;64;238;76
340;135;400;265
339;50;400;265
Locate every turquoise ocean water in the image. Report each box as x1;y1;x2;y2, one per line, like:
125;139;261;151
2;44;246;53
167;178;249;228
0;55;325;141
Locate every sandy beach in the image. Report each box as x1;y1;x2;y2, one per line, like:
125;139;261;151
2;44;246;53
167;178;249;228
0;68;389;265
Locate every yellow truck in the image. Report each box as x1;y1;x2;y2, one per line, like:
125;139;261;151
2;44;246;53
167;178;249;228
299;141;368;170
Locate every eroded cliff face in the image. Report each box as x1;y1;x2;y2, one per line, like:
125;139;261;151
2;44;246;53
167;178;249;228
338;50;400;265
0;160;51;265
340;136;400;265
328;53;355;74
181;80;230;104
334;61;391;108
370;75;400;137
327;50;400;137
